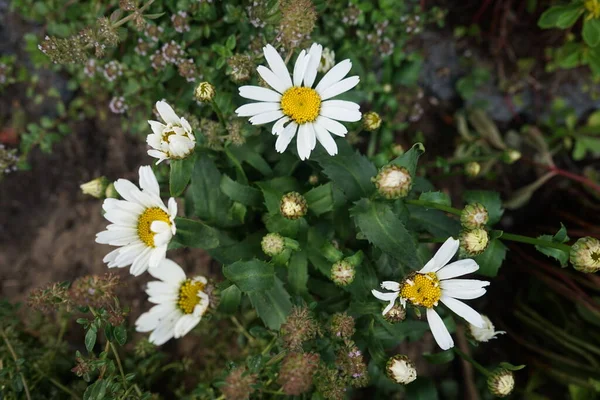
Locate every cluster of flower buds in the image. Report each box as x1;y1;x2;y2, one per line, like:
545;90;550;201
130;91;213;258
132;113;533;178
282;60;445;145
280;306;319;351
277;0;317;49
277;352;320;395
0;144;19;175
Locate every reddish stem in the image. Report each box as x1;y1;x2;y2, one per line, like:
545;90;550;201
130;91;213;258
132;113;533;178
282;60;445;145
473;0;494;23
521;158;600;194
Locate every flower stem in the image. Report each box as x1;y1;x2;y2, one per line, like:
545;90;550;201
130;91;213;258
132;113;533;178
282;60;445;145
109;342;128;385
33;366;81;399
1;329;32;400
230;316;255;343
404;199;462;216
453;348;490;377
501;233;571;252
211;100;227;130
367;129;379;158
112;0;155;28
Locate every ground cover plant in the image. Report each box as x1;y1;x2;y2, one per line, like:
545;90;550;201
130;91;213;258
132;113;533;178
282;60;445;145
2;1;600;399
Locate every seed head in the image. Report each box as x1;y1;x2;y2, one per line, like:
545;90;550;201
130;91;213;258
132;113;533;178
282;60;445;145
383;304;406;323
461;203;489;229
336;345;369;388
386;355;417;385
281;306;319;351
277;352;320;395
178;58;198;82
109;96;128;114
280;192;308;220
228;54;254;83
171;11;190;33
373;165;412;199
460;228;490;256
330;312;355;340
70;273;121;308
278;0;317;49
570;237;600;273
342;4;361;26
0;144;18;175
331;260;355;286
195;82;216;102
221;368;257;400
487;368;515;398
363;111;382;131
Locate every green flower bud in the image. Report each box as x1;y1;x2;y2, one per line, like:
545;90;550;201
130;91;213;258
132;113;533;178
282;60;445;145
331;260;355;286
363;111;382;131
194;81;215;102
80;177;109;198
308;174;319;185
465;161;481;177
105;182;118;199
460;228;489;256
389;143;404;157
570;237;600;273
383;304;406;324
373;165;412;199
461;203;489;229
502;149;521;164
386;355;417;385
487;368;515;398
280;192;308;220
261;233;285;257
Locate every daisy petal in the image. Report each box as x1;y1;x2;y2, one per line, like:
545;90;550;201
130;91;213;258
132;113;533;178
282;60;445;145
320;107;362;122
149;309;180;345
257;66;290;94
249;110;284;125
420;238;460;273
372;289;399;301
293;50;309;86
136;304;174;332
139;166;160;197
315;116;348;137
443;287;487;300
130;247;153;276
239;86;282;102
263;44;293;87
303;43;322;87
436;259;479;280
148;246;167;269
149;258;186;284
235;102;280;117
148;120;166;136
440;279;490;291
306;122;317;150
441;295;485;328
381;281;400;291
272;116;290;135
313;122;338;156
319;76;360;100
275;122;297;153
427;308;454;350
315;59;352;92
321;100;360;110
174;314;201;338
113;179;142;204
156;101;180;125
297;124;313;160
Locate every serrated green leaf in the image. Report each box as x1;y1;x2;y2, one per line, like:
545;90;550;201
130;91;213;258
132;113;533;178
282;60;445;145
85;328;97;353
288;250;308;294
304;183;334;216
390;142;425;176
172;217;220;249
223;259;274;292
248;278;292;330
535;224;570;267
351;199;421;269
474;239;507;277
227;144;273;177
407;205;461;238
220;175;262;206
463;190;504;225
218;285;242;314
419;191;451;206
584;18;600;47
170;154;195;197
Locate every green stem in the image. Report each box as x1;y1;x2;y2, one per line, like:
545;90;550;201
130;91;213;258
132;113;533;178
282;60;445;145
211;100;227;130
404;199;462;216
1;329;32;400
367;128;379;158
453;348;490;377
112;0;155;28
501;233;571;252
261;336;277;355
265;351;286;366
34;366;81;399
109;342;128;385
230;316;255;343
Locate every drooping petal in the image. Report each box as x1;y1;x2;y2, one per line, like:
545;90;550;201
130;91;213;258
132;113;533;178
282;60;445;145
319;107;362;122
436;259;479;280
263;44;293;88
318;76;360;100
148;309;181;345
148;246;167;269
315;116;348;137
239;85;282;102
313;122;338;156
235;102;281;117
427;308;454;350
257;66;290;94
249;110;285;125
130;246;153;276
315;59;352;92
292;50;309;86
138;166;161;197
148;258;186;284
173;314;201;338
371;289;399;301
419;238;460;273
303;43;322;88
275;122;297;153
272;116;290;135
440;295;484;328
296;123;313;160
156;101;180;125
381;281;401;291
135;304;175;332
148;120;166;136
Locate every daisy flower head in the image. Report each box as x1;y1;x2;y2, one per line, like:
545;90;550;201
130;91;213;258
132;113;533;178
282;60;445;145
372;237;489;350
135;259;210;345
147;101;196;164
235;43;361;160
95;166;177;276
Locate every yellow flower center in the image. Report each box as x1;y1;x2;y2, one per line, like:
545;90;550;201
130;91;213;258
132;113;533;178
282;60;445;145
178;279;205;314
400;272;442;309
137;207;171;247
280;87;321;124
587;0;600;19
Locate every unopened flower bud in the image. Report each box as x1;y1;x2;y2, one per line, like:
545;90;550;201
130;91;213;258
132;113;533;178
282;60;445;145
373;165;412;199
80;177;109;198
222;368;258;400
277;352;320;395
308;174;319;185
261;233;285;256
502;149;521;164
105;182;118;199
194;81;215;102
389;143;404;157
280;192;308;220
465;161;481;177
330;312;355;340
460;228;489;256
363;111;382;131
386;355;417;385
317;47;335;73
461;203;489;229
468;315;505;342
331;260;355;286
487;368;515;398
570;237;600;273
383;304;406;323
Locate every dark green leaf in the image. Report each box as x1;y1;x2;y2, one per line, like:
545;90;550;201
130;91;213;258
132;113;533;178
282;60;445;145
463;190;504;225
423;349;455;364
223;260;275;292
407;206;461;238
405;378;440;399
538;5;569;28
191;152;235;227
304;183;334;216
390;142;425;176
218;285;242;314
83;380;107;400
114;325;127;346
419;191;451;207
499;362;526;371
351;199;421;269
584;18;600;47
172;217;220;249
220;175;262;206
85;328;97;353
556;6;583;29
474;239;507;277
535;225;570;267
288;250;309;294
170;154;196;197
248;278;292;330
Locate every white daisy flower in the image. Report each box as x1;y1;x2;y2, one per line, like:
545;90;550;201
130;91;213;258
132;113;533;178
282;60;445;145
235;43;361;160
95;166;177;276
372;237;489;350
147;101;196;165
318;47;335;73
135;259;210;345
